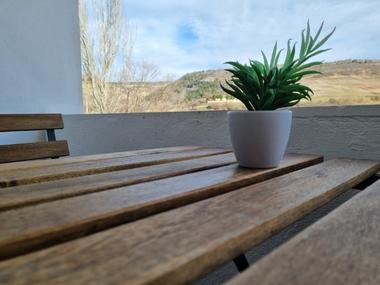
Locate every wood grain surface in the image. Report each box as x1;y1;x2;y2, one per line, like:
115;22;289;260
0;146;200;172
0;141;69;164
0;114;63;132
0;148;230;187
0;159;378;285
0;153;236;211
0;154;322;260
227;179;380;285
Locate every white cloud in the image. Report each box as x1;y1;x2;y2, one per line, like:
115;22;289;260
122;0;380;79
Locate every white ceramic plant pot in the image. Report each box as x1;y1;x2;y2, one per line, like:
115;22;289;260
227;110;292;168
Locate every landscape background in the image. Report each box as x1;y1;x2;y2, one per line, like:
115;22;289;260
82;60;380;113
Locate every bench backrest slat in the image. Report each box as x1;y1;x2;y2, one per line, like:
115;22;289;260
0;141;69;164
0;114;69;163
0;114;64;132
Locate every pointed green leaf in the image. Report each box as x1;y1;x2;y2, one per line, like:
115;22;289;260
311;26;336;52
270;41;278;69
261;51;269;71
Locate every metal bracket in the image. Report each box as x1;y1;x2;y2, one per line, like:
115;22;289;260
46;129;56;142
233;254;250;273
46;129;59;159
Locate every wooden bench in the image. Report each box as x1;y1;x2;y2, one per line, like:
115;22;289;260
0;147;378;284
0;114;69;163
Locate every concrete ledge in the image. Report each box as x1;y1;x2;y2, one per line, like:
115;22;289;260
292;105;380;117
58;105;380;160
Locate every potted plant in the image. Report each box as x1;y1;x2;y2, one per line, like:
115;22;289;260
221;22;335;168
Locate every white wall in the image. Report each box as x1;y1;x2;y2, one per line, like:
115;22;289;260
60;105;380;160
0;0;83;114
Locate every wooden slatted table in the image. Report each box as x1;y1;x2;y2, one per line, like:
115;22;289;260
227;178;380;285
0;146;379;285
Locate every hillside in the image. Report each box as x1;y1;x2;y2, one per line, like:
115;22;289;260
145;60;380;111
83;60;380;112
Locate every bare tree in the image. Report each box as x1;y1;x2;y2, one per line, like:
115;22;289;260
120;61;160;112
79;0;158;113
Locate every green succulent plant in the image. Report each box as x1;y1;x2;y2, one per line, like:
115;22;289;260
221;21;335;111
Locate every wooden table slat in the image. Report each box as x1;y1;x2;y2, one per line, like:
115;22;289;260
0;152;237;211
0;147;230;187
0;154;322;260
227;179;380;285
0;146;201;172
0;158;378;285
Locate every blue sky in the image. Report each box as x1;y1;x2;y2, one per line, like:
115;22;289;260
121;0;380;79
176;24;199;47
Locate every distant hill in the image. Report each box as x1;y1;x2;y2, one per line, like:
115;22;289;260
83;60;380;112
145;60;380;111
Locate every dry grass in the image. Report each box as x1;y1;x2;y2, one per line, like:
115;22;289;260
83;60;380;113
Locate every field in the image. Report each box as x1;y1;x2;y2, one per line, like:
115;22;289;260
82;60;380;112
